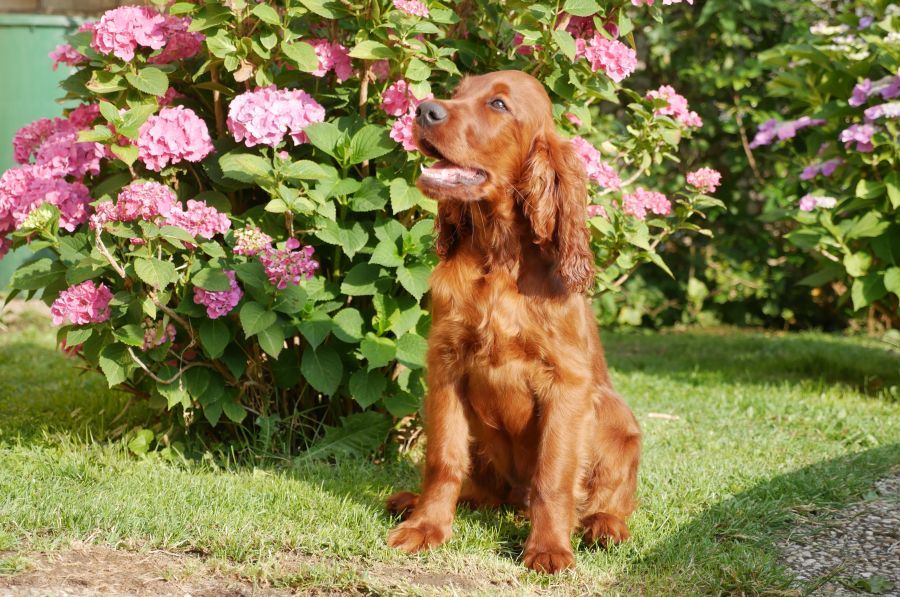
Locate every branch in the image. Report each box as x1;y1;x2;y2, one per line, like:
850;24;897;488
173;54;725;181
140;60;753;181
95;233;126;278
734;96;763;184
211;64;226;139
127;346;211;384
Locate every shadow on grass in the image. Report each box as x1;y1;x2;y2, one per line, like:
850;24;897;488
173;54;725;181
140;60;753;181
603;329;900;396
621;443;900;595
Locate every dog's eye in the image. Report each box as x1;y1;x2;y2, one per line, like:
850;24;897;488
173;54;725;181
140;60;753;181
490;98;509;112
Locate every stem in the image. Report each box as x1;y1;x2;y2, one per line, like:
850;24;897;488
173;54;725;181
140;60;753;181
358;61;372;177
96;233;126;278
211;64;226;139
127;346;211;384
734;95;763;184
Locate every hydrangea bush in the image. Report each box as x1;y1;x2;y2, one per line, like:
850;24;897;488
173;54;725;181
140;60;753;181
751;1;899;328
1;0;721;455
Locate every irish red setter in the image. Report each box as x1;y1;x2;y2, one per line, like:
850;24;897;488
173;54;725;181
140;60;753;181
386;70;641;574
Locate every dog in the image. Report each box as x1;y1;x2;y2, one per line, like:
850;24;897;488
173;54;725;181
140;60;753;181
386;70;641;574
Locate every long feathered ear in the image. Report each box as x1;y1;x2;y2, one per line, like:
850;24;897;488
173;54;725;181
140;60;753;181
520;132;595;294
434;200;466;260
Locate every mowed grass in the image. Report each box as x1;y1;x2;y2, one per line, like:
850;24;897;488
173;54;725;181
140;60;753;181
0;314;898;595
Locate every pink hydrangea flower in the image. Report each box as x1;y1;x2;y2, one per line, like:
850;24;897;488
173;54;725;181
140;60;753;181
68;103;101;129
579;35;637;83
49;44;85;70
309;39;353;81
622;188;671;220
233;226;273;256
34;130;105;178
0;166;92;233
12;118;71;165
227;86;326;148
50;280;113;326
142;319;176;351
0;237;11;260
565;112;584;127
137;106;213;171
394;0;429;17
646;85;703;128
372;60;390;81
193;270;243;319
91;6;170;61
513;32;536;56
158;88;183;108
839;123;876;152
749;116;826;148
570;137;621;190
259;244;319;289
799;194;837;211
28;178;93;232
587;204;608;218
685;167;722;194
147;20;203;64
90;181;177;230
382;79;415;116
390;111;417;151
164;199;231;239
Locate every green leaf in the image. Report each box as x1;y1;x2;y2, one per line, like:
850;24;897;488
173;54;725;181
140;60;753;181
240;301;277;336
886;173;900;209
397;264;431;300
114;324;145;347
347;125;394;165
98;343;128;388
315;218;369;259
855;179;885;200
846;211;889;239
851;274;887;311
134;258;178;289
301;345;343;395
348;40;395;59
552;30;577;61
251;3;281;24
282;160;327;180
199;319;230;358
10;258;65;290
127;428;155;455
304;122;344;159
341;263;382;296
348;369;386;408
370;238;404;268
351;177;389;212
360;333;396;370
383;391;420;417
125;67;169;97
562;0;600;17
110;144;139;166
273;284;308;314
192;267;232;291
281;41;320;72
300;411;391;461
298;311;332;349
390;178;426;213
331;308;364;343
405;58;431;81
844;252;872;277
66;327;93;346
884;267;900;297
396;333;427;369
219;152;274;185
223;400;248;423
257;322;285;357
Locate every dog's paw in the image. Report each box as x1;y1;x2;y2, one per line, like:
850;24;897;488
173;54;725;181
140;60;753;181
385;491;419;519
581;512;630;547
523;544;575;574
387;520;450;553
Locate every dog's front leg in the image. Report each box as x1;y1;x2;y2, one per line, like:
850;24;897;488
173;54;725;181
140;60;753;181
388;377;469;553
523;379;592;573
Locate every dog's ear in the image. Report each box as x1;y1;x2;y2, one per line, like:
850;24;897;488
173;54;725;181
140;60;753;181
520;131;595;294
434;200;466;260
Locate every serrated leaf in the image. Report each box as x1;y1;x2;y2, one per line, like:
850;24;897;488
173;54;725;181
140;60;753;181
281;41;320;72
360;333;395;370
98;343;128;387
348;369;386;408
562;0;600;17
851;274;887;311
396;333;427;369
125;67;169;97
347;125;394;165
298;311;332;349
257;322;285;357
300;411;391;461
397;264;430;299
390;177;425;213
332;308;364;343
134;257;178;288
348;40;395;59
341;263;382;295
304;122;344;159
199;318;230;358
240;301;277;336
251;3;280;24
219;152;274;185
301;345;343;395
406;58;431;81
552;29;577;61
223;400;248;423
10;258;65;290
370;238;404;268
192;267;232;291
884;267;900;296
114;324;145;347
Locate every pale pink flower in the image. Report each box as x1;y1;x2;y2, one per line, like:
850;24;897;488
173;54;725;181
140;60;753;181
571;137;621;190
12;118;71;165
390;111;417;151
372;60;390;81
309;39;353;81
164;199;231;239
564;112;583;127
49;44;85;70
91;6;170;61
147;21;203;64
193;270;243;319
0;166;92;233
864;101;900;120
749;116;826;148
137;106;213;171
50;280;113;326
800;158;842;181
646;85;703;128
142;319;176;351
227;86;326;148
233;226;273;256
382;79;415;116
580;35;637;82
622;188;671;220
34;130;105;178
90;181;177;230
685;167;722;194
799;194;837;211
158;88;183;108
587;204;608;218
259;244;319;289
394;0;429;17
839;123;876;152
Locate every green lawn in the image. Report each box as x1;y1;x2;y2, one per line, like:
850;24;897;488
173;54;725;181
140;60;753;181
1;313;898;595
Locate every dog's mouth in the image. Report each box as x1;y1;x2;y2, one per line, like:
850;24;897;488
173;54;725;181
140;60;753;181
417;138;487;187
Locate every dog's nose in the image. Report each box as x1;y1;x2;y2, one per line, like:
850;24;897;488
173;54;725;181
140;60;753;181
415;101;447;127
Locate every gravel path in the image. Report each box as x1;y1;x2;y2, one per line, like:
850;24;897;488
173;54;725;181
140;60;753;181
779;472;900;596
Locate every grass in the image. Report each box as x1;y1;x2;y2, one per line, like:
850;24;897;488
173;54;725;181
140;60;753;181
0;313;898;595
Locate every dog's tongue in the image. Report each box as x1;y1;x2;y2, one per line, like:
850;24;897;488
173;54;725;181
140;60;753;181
420;160;483;184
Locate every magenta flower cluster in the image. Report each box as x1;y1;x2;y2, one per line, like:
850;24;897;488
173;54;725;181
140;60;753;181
137;107;214;171
164;200;231;239
646;85;703;128
90;181;177;230
570;137;621;190
91;6;202;63
385;80;432;151
576;36;637;83
50;280;113;326
622;188;672;220
227;86;326;148
142;319;176;351
259;240;320;289
685;167;722;194
193;270;243;319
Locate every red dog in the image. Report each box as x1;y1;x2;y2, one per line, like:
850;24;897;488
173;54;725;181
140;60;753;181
386;70;641;574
